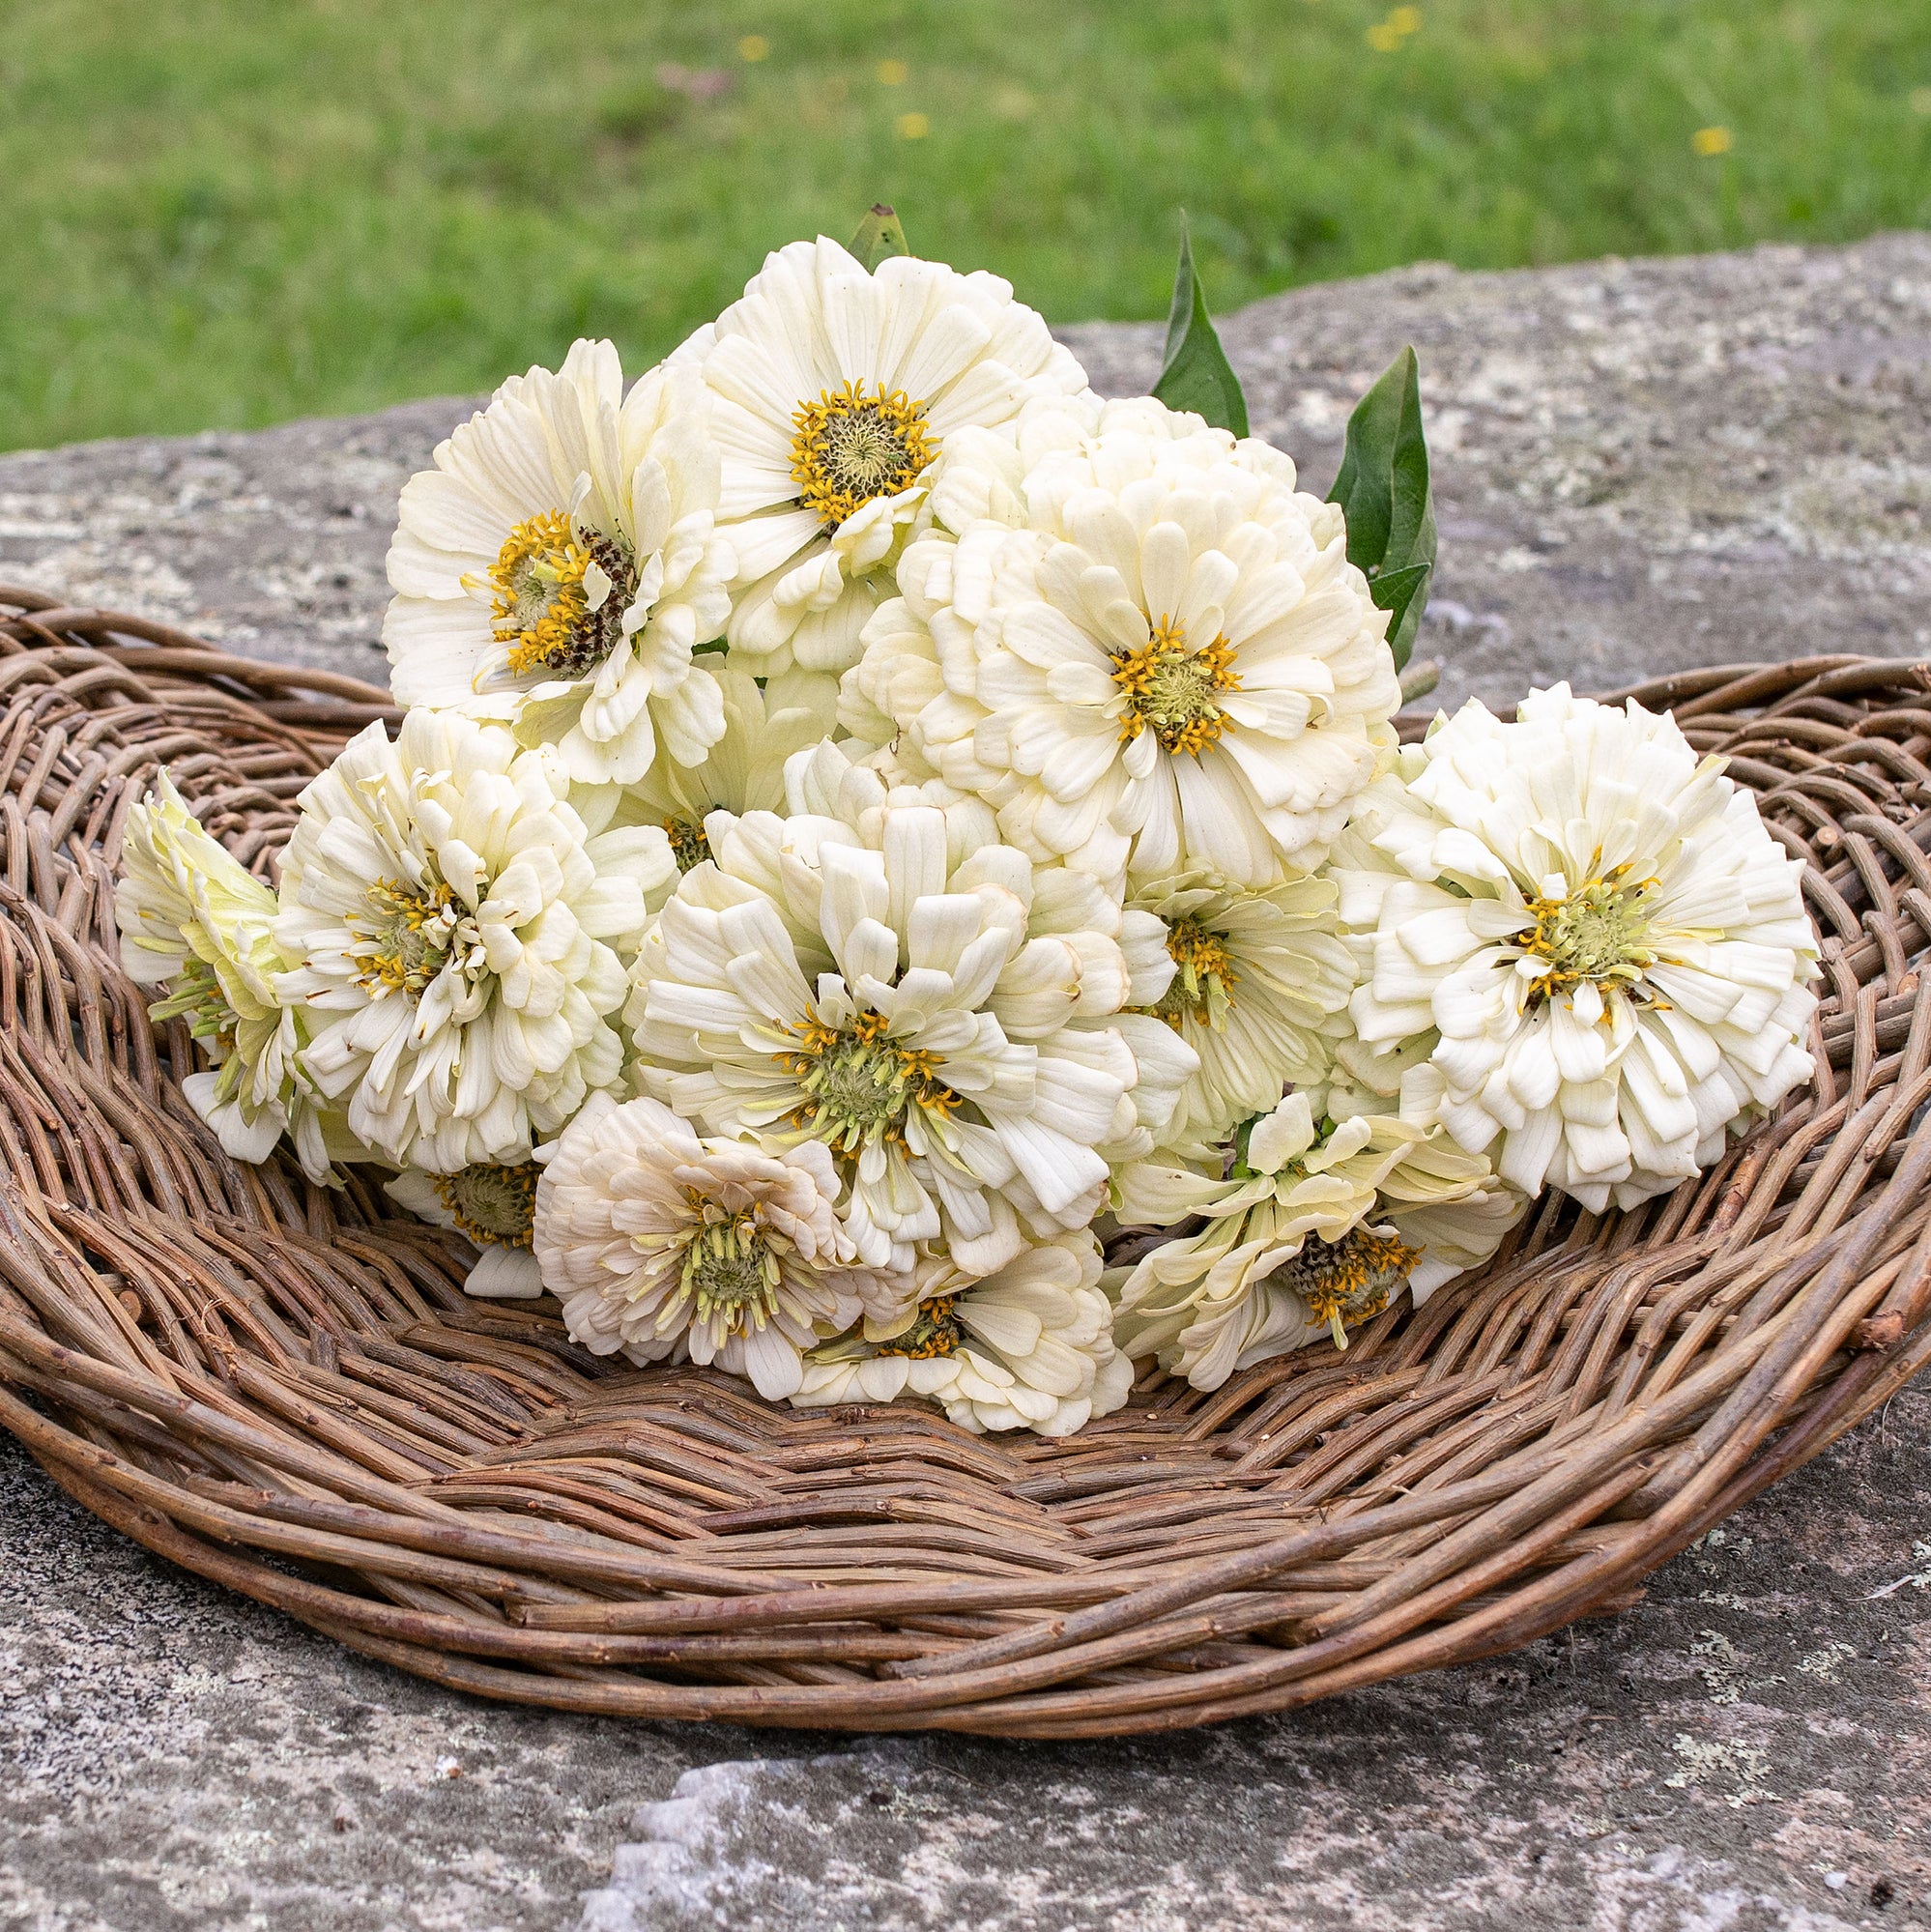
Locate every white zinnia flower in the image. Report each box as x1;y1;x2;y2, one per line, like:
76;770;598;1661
621;661;837;877
670;237;1087;688
387;1163;543;1299
275;711;673;1171
782;735;1200;1164
383;339;735;785
1127;868;1357;1157
851;394;1401;888
117;772;337;1179
626;800;1181;1282
1111;1090;1521;1390
1334;684;1821;1212
533;1093;904;1399
793;1231;1133;1436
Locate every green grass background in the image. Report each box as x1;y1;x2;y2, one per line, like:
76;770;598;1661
4;0;1929;451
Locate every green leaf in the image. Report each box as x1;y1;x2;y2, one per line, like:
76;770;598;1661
1326;345;1437;670
1369;561;1432;651
1151;216;1249;438
849;204;909;271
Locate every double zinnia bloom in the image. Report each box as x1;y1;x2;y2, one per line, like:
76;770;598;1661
113;235;1823;1435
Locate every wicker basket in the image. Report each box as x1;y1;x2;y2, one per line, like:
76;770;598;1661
1;581;1927;1741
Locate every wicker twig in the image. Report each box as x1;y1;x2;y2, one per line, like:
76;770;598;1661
0;585;1925;1737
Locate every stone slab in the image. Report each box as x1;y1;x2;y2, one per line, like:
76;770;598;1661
5;1389;1928;1932
4;235;1931;1931
4;233;1930;711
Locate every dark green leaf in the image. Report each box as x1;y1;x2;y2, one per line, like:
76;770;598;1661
1369;560;1431;643
1151;216;1249;437
849;204;908;271
1326;345;1437;669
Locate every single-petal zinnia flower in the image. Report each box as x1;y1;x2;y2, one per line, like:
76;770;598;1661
383;340;735;785
1110;1089;1521;1388
671;237;1087;689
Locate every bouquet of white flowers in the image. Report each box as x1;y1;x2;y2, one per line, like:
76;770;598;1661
115;211;1823;1437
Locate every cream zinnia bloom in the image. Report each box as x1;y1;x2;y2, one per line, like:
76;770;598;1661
387;1164;542;1299
671;237;1087;687
851;395;1400;888
275;712;673;1171
782;736;1200;1163
793;1231;1133;1436
383;339;734;785
533;1093;903;1399
625;801;1179;1282
1128;869;1357;1157
621;662;837;877
1334;684;1821;1212
117;773;340;1178
1111;1091;1521;1389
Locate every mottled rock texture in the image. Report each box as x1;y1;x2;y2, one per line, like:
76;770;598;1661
3;235;1931;1932
6;1393;1928;1932
4;232;1930;709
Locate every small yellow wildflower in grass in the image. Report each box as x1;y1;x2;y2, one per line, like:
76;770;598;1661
1367;8;1421;51
878;59;908;85
896;110;930;139
1693;125;1734;156
737;34;769;62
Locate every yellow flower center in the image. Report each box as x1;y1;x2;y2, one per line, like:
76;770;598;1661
1520;864;1661;1005
487;510;636;679
677;1206;782;1332
353;876;460;996
1273;1226;1419;1351
665;816;712;874
776;1007;960;1154
1144;914;1238;1029
791;381;935;531
1110;616;1242;757
875;1296;963;1360
435;1162;538;1250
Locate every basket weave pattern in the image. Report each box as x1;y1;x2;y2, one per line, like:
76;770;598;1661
1;583;1928;1740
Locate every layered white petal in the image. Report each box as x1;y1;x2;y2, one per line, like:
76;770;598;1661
275;713;650;1170
672;238;1088;681
1111;1091;1522;1389
625;797;1181;1288
1331;685;1822;1210
382;343;734;787
792;1231;1132;1436
116;771;348;1183
851;393;1401;888
535;1093;906;1392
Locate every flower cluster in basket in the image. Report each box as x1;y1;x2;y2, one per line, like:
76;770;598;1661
113;216;1825;1438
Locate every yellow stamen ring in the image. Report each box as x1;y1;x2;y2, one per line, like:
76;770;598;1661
790;381;934;531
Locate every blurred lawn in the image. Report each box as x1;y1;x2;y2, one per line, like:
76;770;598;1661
3;0;1929;451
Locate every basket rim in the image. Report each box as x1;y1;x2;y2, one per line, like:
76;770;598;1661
2;585;1927;1739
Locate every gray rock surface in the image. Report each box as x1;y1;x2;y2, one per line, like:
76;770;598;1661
5;232;1931;709
4;234;1931;1931
5;1390;1928;1932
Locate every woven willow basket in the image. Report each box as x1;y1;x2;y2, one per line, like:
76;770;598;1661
1;582;1928;1741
